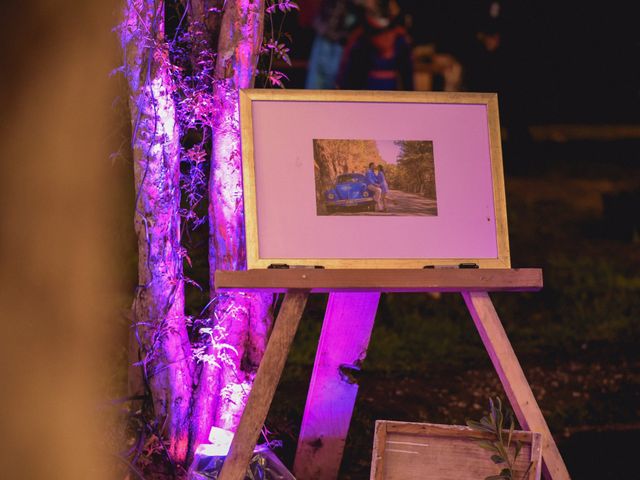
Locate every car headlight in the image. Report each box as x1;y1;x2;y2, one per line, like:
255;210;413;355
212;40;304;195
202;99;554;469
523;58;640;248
328;193;335;200
362;191;369;197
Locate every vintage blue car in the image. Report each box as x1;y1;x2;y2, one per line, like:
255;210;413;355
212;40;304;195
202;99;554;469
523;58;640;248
324;173;376;213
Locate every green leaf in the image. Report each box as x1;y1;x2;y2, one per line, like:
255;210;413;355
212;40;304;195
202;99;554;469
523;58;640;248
520;461;534;480
489;398;497;424
467;419;495;433
466;419;482;429
496;398;504;441
500;467;514;478
507;414;515;449
495;441;510;468
480;416;496;430
475;439;499;452
515;440;523;460
491;454;506;464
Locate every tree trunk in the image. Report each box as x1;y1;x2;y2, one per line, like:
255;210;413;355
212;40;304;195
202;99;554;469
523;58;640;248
188;0;224;45
121;0;193;463
190;0;273;448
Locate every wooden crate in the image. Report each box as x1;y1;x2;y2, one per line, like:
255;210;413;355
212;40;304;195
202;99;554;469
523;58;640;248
371;421;542;480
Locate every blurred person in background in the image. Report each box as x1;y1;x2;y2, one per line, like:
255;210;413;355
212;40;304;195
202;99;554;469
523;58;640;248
464;0;533;171
337;0;413;90
464;1;504;94
306;0;365;89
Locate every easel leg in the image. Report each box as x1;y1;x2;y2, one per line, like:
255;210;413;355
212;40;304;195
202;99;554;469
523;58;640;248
218;291;310;480
462;291;571;480
293;292;380;480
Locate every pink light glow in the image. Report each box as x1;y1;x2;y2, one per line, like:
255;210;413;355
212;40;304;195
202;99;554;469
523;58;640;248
121;0;276;466
120;0;193;464
192;0;271;448
294;293;379;478
203;426;235;456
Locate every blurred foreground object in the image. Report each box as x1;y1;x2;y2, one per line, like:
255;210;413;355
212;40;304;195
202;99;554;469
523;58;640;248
412;44;463;92
0;0;122;478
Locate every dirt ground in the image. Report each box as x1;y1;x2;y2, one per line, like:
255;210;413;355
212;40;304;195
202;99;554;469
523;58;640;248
330;189;438;216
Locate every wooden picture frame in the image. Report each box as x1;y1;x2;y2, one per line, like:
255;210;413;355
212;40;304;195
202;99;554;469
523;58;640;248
371;420;542;480
240;89;510;269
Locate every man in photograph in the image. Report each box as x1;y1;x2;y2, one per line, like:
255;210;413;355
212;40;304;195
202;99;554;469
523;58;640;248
365;162;384;211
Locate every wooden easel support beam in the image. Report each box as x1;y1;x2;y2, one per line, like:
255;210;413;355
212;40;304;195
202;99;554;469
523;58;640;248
293;292;380;479
218;291;309;480
462;291;571;480
215;268;542;293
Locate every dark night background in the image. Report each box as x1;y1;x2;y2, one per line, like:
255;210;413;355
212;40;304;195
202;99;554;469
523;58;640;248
286;1;640;124
404;1;640;123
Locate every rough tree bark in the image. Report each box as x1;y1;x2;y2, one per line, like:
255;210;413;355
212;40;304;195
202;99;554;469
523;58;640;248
121;0;193;463
121;0;276;463
190;0;274;448
188;0;224;43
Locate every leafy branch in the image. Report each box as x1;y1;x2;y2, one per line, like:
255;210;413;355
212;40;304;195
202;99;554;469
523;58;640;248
466;397;534;480
260;0;297;87
265;0;299;14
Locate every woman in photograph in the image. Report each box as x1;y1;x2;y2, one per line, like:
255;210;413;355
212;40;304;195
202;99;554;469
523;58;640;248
376;164;389;210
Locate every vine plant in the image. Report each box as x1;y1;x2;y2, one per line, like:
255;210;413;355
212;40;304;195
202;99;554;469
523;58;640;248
466;397;534;480
170;0;298;233
117;0;298;474
167;0;298;393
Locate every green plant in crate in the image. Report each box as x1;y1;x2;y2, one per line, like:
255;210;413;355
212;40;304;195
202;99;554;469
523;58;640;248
466;397;533;480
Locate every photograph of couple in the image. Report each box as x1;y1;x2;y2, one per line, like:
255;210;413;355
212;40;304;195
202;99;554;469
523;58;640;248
313;139;438;216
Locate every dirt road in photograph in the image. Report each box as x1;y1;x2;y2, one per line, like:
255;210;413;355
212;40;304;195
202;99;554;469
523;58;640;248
329;189;437;216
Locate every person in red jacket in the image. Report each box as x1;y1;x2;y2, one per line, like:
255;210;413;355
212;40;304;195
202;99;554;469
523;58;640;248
337;0;413;90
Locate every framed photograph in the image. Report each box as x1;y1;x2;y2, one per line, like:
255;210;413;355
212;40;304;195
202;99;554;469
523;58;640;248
240;90;510;269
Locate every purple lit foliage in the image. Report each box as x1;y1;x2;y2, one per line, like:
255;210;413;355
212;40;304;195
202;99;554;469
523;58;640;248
120;0;193;464
170;0;295;230
118;0;298;470
194;0;271;447
261;0;298;87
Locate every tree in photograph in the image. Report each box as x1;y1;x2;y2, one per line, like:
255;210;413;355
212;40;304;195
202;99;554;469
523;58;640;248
393;140;436;199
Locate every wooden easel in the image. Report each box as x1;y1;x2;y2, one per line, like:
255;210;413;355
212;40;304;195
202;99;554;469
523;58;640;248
214;269;571;480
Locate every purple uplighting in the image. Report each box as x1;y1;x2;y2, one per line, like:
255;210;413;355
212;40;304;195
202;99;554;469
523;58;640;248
120;0;276;466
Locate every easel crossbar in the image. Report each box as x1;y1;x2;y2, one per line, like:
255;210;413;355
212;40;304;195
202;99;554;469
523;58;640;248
215;268;542;293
